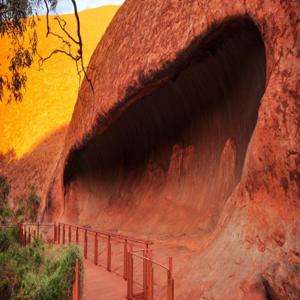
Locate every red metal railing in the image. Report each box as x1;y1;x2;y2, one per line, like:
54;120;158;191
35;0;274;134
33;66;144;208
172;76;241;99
127;249;174;300
56;222;152;280
20;222;55;246
20;222;175;300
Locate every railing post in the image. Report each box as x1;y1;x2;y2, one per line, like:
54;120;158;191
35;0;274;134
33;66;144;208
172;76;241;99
150;264;154;300
145;240;151;298
147;251;153;300
23;225;25;246
33;230;36;239
63;224;66;244
53;223;57;243
28;228;31;244
94;233;98;265
127;253;130;299
84;229;87;259
69;225;71;243
123;239;128;280
37;222;40;239
143;250;147;295
127;251;133;299
168;257;174;300
19;224;23;246
58;223;61;244
76;227;79;244
107;235;111;272
24;228;27;246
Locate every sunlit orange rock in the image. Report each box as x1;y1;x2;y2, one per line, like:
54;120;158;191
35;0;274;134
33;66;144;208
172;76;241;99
0;6;119;209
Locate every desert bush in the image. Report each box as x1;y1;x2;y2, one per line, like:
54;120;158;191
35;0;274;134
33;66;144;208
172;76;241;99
0;175;10;205
0;176;42;223
0;227;19;252
0;177;81;299
16;243;82;300
26;185;41;222
16;184;41;222
0;176;14;224
0;234;82;300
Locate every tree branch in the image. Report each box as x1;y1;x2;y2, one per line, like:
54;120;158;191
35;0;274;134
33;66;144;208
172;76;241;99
43;0;50;36
55;16;79;45
39;0;94;93
39;49;79;64
70;0;94;93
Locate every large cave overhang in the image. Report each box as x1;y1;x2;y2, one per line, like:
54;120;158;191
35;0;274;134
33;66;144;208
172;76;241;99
62;17;266;235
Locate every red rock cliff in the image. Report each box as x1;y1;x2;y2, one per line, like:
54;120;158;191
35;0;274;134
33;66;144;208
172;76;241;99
46;1;300;298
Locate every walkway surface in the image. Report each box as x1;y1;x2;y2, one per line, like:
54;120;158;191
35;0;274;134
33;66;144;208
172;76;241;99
83;260;127;300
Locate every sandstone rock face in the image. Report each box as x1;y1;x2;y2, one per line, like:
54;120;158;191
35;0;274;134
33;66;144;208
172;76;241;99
47;0;300;298
0;126;67;215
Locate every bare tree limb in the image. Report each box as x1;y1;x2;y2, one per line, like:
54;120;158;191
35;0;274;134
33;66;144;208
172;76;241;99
43;0;50;36
55;16;79;45
39;0;94;93
39;49;79;63
70;0;94;92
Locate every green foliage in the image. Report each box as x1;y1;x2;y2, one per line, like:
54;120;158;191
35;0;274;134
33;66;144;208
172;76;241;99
0;0;58;102
0;227;19;252
0;175;42;223
16;185;41;222
0;176;14;225
18;245;82;300
0;176;78;299
0;176;10;204
26;185;41;222
0;226;23;298
0;229;82;300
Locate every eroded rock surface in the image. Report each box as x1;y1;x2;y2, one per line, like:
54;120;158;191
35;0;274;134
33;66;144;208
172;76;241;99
45;0;300;298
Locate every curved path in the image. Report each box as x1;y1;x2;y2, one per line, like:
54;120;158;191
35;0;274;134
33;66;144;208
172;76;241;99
21;223;174;300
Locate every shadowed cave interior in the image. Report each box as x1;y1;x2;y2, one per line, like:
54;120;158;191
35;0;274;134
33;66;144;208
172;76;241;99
63;18;266;237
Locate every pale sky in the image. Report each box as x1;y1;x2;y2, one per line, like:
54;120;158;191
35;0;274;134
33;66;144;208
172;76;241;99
38;0;125;14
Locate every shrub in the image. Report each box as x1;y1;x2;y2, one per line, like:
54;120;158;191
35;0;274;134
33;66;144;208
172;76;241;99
32;245;82;300
0;177;41;223
0;176;10;205
16;244;82;300
0;178;81;299
26;185;41;222
0;233;82;300
0;176;14;225
15;185;41;222
0;227;19;252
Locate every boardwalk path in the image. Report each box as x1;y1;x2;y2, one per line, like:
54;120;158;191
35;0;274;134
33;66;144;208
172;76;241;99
21;223;174;299
83;260;126;300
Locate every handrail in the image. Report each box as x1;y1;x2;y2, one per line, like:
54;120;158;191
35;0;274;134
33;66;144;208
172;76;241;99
21;222;174;300
0;225;19;228
22;222;53;226
127;249;174;300
131;252;169;271
58;222;153;246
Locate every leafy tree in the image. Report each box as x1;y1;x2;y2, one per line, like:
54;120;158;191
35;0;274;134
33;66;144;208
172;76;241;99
0;0;57;102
